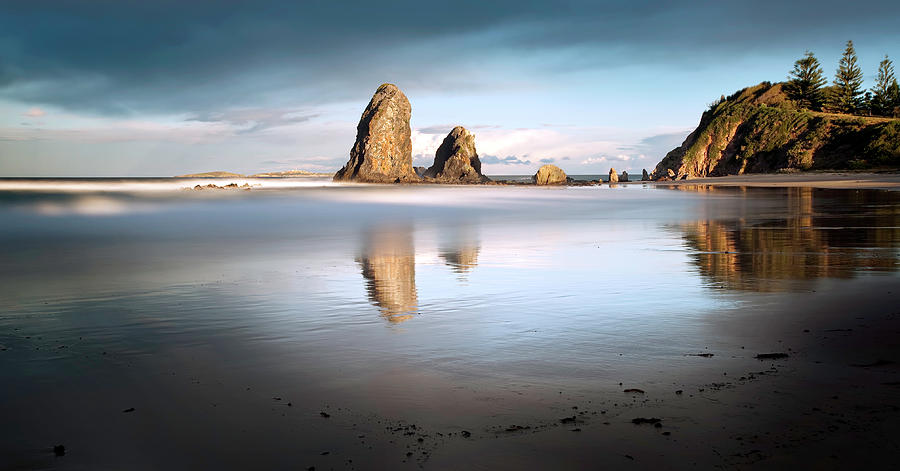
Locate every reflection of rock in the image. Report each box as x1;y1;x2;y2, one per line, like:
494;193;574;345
334;84;419;183
438;225;481;277
533;164;568;185
676;187;900;292
424;126;490;183
439;246;480;273
358;228;418;323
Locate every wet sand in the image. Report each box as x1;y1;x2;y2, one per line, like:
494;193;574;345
649;172;900;190
1;183;898;470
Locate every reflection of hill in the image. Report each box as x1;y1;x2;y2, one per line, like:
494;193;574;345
676;187;900;292
357;227;418;323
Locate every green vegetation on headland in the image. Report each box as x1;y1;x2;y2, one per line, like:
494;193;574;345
652;41;900;179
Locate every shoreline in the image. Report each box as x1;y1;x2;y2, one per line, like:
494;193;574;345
642;171;900;190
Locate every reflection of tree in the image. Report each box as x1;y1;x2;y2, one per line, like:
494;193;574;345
675;187;900;292
438;225;481;276
357;227;418;323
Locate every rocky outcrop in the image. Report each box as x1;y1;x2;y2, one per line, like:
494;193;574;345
414;166;427;178
651;81;900;179
423;126;490;183
334;84;419;183
533;164;568;185
621;171;629;182
642;169;650;181
608;168;619;183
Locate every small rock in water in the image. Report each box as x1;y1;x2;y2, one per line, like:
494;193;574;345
122;407;135;413
460;430;471;438
53;445;66;456
623;388;645;394
320;411;331;418
608;168;619;183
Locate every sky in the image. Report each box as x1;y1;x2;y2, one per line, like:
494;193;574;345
1;0;899;177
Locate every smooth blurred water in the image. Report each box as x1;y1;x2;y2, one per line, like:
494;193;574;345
1;178;898;468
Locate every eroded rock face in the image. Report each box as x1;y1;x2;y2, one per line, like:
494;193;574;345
609;168;619;183
334;84;418;183
424;126;490;183
533;164;568;185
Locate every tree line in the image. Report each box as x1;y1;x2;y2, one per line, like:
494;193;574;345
786;40;900;117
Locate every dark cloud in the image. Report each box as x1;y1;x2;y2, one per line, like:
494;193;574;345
539;158;556;163
1;0;897;115
481;155;532;165
187;109;318;134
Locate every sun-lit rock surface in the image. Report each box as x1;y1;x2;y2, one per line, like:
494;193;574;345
532;164;568;185
423;126;490;183
334;84;419;183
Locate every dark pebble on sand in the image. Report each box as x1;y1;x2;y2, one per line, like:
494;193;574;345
654;422;662;428
631;417;661;425
53;445;65;456
755;353;789;360
572;428;582;432
320;451;329;455
560;416;577;424
662;431;671;436
623;388;645;394
461;431;471;438
320;412;331;418
122;408;135;413
675;390;683;395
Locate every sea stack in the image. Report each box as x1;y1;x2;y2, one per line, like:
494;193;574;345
642;169;650;181
533;164;568;185
423;126;490;183
608;168;619;183
621;171;629;182
334;84;419;183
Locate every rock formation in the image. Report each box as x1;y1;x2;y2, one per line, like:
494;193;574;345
651;81;900;179
334;84;419;183
423;126;490;183
621;171;629;182
533;164;568;185
642;169;650;181
414;166;427;178
608;168;619;183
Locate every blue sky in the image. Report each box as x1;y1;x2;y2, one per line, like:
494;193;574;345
2;0;899;176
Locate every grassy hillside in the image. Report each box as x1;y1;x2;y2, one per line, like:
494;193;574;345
652;82;900;179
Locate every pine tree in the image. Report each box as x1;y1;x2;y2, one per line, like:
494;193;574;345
828;40;865;114
786;51;827;110
871;55;897;117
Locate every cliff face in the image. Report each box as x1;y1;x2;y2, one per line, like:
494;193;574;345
652;82;900;179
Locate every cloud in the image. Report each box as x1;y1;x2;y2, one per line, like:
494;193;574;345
2;0;896;115
186;109;318;134
539;158;555;163
23;107;45;117
481;154;532;165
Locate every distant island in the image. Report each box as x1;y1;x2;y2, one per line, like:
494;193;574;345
176;170;333;178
